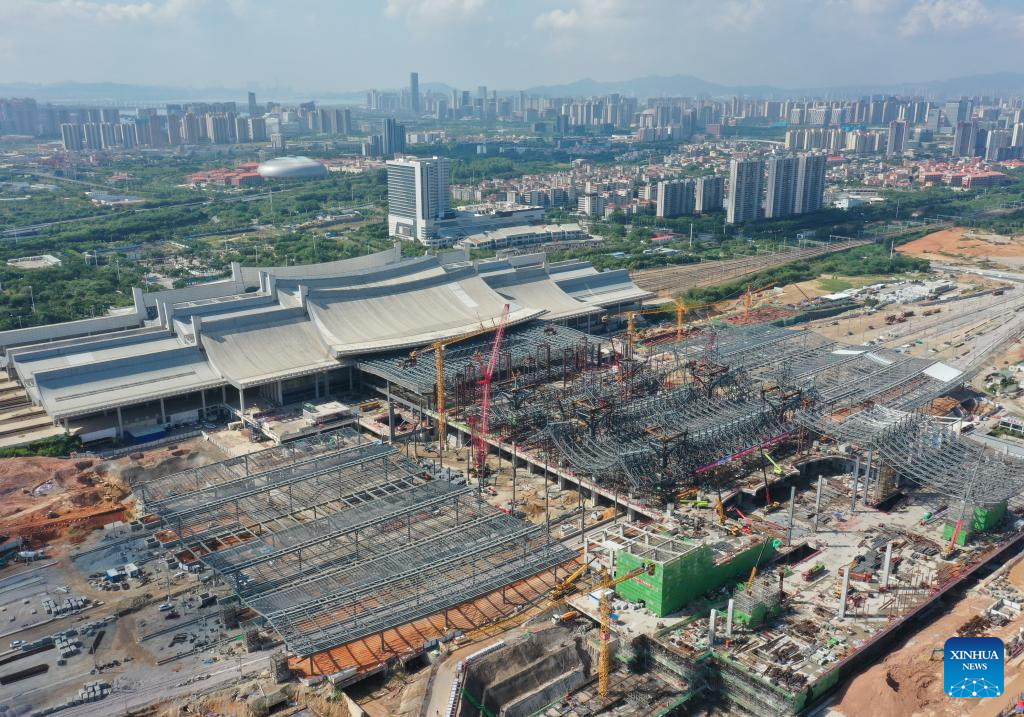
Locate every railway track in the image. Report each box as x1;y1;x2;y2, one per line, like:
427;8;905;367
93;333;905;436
631;240;870;295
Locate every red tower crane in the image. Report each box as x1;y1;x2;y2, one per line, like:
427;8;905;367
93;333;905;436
473;303;510;479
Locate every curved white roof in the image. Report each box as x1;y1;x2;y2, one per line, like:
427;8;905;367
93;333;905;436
201;308;336;388
307;267;542;356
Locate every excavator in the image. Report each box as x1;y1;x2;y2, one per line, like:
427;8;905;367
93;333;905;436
598;562;656;698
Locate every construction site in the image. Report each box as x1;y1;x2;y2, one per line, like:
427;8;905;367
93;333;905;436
4;246;1024;717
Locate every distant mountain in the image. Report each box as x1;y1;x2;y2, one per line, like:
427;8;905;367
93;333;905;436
4;72;1024;106
0;81;365;105
524;72;1024;99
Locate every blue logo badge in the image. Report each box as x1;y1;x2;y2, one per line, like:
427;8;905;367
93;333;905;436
944;636;1004;697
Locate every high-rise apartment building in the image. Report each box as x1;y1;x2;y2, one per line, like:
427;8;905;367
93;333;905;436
60;123;82;151
410;72;420;114
727;158;764;224
82;122;101;150
387;156;452;245
953;120;978;157
205;114;231;144
794;153;827;215
249;117;267;142
248;91;258;117
985;129;1012;161
656;178;695;218
886;120;908;157
695;175;725;213
765;155;799;219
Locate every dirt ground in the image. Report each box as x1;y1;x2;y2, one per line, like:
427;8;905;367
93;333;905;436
830;553;1024;717
899;227;1024;267
0;437;229;551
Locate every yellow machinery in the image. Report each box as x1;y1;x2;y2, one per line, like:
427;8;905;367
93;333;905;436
745;566;758;593
408;308;509;449
611;300;686;359
763;451;785;476
550;555;597;601
714;498;726;525
598;562;655;698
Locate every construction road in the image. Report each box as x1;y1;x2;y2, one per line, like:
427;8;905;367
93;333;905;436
631;239;870;296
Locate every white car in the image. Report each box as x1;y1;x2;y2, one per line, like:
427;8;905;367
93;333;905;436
9;640;25;649
158;603;173;612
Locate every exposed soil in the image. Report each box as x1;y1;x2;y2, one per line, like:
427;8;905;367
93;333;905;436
0;438;228;550
898;227;1024;265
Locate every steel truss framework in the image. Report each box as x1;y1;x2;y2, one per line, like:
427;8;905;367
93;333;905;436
145;438;574;657
480;323;1011;506
358;323;605;397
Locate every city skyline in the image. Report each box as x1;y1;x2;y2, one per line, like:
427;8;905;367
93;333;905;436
2;0;1024;95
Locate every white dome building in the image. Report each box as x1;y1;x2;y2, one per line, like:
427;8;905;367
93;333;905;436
256;156;329;179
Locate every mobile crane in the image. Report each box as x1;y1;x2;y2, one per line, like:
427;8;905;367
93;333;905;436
407;304;510;451
598;562;656;698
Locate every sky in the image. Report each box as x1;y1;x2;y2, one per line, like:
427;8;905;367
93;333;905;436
1;0;1022;93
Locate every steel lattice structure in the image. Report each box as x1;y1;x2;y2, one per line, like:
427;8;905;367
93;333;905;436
143;433;574;656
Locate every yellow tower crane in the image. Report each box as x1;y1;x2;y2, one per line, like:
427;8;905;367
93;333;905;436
611;300;686;359
408;307;510;449
598;562;656;698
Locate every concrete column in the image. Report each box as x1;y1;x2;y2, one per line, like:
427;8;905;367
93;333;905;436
386;381;395;444
851;457;860;512
839;567;850;619
324;373;330;396
813;475;823;533
708;609;718;647
786;485;796;546
200;389;206;414
314;374;320;399
239;388;246;418
726;599;734;638
881;541;894;587
863;450;873;506
348;367;354;391
116;406;124;439
222;385;227;404
276;380;283;404
159;397;166;424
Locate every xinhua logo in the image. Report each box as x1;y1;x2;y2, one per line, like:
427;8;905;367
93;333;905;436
944;637;1004;698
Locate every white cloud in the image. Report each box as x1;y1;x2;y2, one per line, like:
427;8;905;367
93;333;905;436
534;8;580;30
709;0;767;30
533;0;628;32
8;0;202;22
383;0;486;21
901;0;991;35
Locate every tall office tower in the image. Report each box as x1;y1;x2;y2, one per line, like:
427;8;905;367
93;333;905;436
985;129;1012;161
410;72;420;114
249;117;267;142
764;155;799;219
1013;123;1024;148
82;123;102;150
477;85;487;100
381;118;406;157
943;99;970;125
886;120;908;157
386;156;452;245
794;153;827;215
248;91;258;117
60;123;83;151
726;158;764;225
655;178;695;218
953;120;978;157
205;114;230;144
695;175;725;213
234;115;251;143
